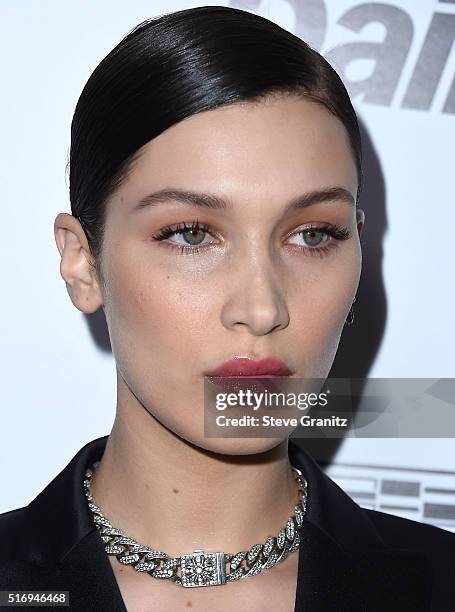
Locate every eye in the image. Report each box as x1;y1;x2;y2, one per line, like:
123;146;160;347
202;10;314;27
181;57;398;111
300;229;327;247
286;224;351;254
151;220;219;253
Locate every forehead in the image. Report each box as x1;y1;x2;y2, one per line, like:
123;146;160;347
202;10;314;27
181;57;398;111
123;96;357;203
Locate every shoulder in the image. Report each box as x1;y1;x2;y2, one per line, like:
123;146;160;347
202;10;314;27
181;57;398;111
0;507;55;590
363;506;455;608
0;506;26;526
364;507;455;558
0;506;27;560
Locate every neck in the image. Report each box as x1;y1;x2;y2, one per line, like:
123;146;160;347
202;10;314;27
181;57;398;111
90;378;299;557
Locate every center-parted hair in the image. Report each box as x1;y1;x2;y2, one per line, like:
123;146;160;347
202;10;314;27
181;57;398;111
69;5;362;276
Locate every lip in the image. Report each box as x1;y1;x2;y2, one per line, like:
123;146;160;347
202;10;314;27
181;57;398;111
205;356;294;378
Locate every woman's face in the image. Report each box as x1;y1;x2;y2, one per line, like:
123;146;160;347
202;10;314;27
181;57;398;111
99;95;364;453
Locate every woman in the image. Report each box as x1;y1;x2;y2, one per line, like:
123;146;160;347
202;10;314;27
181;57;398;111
0;6;453;611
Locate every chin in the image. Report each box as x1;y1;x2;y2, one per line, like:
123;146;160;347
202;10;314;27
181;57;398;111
189;436;287;457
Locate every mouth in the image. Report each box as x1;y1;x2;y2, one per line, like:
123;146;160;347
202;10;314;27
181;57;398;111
205;356;294;378
204;356;294;396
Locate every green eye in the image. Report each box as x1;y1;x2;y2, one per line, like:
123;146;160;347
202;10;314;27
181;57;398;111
301;229;325;247
286;224;350;253
182;227;207;245
152;220;216;253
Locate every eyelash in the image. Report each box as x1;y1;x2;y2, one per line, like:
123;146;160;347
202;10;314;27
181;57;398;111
151;220;351;256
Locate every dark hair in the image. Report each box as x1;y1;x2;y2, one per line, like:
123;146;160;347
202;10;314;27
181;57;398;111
69;5;362;279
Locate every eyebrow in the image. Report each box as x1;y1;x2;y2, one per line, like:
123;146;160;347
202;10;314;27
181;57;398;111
133;186;355;213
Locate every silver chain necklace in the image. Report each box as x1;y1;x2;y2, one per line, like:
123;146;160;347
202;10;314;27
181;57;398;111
84;461;307;588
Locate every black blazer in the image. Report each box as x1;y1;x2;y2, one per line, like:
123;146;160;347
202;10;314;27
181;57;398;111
0;436;454;611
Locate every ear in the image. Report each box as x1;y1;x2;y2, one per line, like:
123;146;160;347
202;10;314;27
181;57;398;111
356;208;365;237
54;213;104;313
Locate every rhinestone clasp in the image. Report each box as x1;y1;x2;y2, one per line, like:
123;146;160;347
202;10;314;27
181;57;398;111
180;549;226;587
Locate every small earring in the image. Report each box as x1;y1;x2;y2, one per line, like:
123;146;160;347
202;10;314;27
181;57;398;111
345;297;356;326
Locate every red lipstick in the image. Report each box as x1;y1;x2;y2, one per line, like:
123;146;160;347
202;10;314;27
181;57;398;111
206;357;293;378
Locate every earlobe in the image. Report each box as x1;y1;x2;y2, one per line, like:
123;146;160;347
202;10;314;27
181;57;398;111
53;213;104;314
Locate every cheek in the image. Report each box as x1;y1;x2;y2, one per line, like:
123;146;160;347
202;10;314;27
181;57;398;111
287;246;361;375
102;247;216;380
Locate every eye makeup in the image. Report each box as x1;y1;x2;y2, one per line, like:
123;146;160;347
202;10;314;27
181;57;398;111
151;219;351;257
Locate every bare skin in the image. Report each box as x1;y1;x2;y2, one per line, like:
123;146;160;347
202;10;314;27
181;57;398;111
54;95;364;611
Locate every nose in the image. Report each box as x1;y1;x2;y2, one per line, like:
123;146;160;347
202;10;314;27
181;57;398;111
220;256;290;336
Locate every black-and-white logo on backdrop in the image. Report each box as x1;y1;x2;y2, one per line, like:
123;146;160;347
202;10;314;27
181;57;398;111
229;0;455;113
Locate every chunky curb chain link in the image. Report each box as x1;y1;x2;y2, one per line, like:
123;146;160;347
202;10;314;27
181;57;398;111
83;461;307;587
